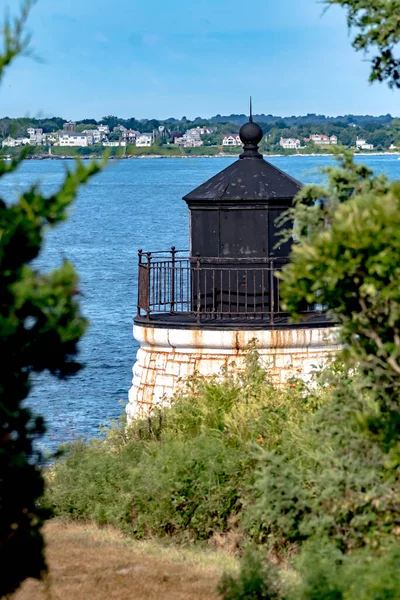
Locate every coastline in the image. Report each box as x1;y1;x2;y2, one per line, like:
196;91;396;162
4;151;400;161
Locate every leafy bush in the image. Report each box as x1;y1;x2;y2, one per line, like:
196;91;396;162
47;350;322;542
218;550;283;600
292;540;400;600
280;153;400;447
0;4;104;595
254;369;400;553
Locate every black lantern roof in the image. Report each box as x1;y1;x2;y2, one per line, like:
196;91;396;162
183;113;302;203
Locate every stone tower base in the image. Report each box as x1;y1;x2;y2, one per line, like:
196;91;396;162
126;324;340;422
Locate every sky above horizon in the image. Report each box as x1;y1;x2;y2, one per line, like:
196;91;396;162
1;0;398;120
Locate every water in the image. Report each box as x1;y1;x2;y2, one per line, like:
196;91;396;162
1;155;399;449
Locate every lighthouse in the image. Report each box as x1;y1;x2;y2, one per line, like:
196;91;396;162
127;114;339;420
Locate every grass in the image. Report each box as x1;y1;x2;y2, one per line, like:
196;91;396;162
13;519;238;600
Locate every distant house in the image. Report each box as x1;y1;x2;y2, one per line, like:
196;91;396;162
174;130;204;147
98;124;110;135
82;129;104;144
185;128;201;141
63;121;76;132
102;140;127;147
123;129;140;143
2;136;22;148
279;137;301;150
390;143;397;151
183;140;203;148
356;137;374;151
59;132;89;147
196;126;213;135
45;132;59;144
136;133;153;147
304;134;337;145
27;127;42;137
27;127;44;145
83;131;94;145
222;134;241;146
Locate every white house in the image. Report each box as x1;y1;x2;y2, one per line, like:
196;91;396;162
2;136;22;147
222;134;241;146
356;137;374;151
279;137;301;150
102;140;127;147
185;128;202;141
27;127;44;145
82;131;94;145
59;132;89;147
44;132;59;144
183;140;203;148
123;129;140;143
303;134;337;145
174;130;204;147
196;126;213;135
98;124;110;135
82;129;105;144
136;133;153;147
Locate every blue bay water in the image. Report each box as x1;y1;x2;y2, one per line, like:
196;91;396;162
1;155;400;449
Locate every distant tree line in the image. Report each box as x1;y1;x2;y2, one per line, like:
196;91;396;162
2;112;400;152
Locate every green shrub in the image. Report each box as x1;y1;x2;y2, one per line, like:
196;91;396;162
218;550;283;600
254;368;400;553
292;540;400;600
0;4;105;596
47;349;323;542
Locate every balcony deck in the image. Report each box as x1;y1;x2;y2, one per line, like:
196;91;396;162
135;249;333;330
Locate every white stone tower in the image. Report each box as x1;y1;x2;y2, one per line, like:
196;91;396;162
127;116;339;421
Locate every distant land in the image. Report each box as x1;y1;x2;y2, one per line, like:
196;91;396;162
1;113;399;158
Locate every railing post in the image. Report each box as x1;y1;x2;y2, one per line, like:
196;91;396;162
170;246;176;313
146;252;152;319
270;260;275;325
196;253;201;323
137;249;143;316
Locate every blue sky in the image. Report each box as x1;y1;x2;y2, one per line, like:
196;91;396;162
1;0;398;120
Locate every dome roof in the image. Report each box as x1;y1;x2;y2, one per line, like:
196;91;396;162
183;156;302;203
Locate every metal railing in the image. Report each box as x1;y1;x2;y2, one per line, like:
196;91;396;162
137;247;321;324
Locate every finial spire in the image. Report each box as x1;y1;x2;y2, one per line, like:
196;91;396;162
249;96;253;122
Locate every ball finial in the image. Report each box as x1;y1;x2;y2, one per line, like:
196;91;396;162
239;121;263;146
239;98;263;158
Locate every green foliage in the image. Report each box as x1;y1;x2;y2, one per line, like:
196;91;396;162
293;540;400;600
219;550;283;600
324;0;400;88
47;351;320;542
279;152;400;446
0;5;105;596
254;366;400;553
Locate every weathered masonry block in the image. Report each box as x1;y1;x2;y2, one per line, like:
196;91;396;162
127;324;340;420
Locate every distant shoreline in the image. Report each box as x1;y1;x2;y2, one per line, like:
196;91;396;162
5;151;400;161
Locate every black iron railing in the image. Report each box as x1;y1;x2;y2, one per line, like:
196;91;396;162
136;248;324;325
